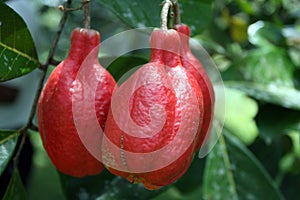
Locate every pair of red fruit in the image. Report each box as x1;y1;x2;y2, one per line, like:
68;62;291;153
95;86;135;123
38;23;214;190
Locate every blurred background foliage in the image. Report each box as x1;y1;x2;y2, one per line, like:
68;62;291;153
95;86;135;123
0;0;300;199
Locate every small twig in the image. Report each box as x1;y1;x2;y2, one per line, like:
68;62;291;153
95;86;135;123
58;0;90;13
12;129;27;168
29;124;39;132
13;0;72;169
49;58;61;66
161;0;173;30
46;3;71;68
83;0;91;29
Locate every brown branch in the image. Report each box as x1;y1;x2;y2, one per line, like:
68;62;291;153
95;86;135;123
13;0;72;169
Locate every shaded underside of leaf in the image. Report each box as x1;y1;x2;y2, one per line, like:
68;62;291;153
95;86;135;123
3;168;27;200
255;104;300;143
96;176;167;200
59;168;167;200
0;130;19;175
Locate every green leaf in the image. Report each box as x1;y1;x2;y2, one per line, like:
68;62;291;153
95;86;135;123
96;0;212;35
3;168;27;200
289;131;300;157
249;136;285;179
179;0;212;35
173;155;205;193
59;170;115;200
151;187;182;200
280;167;300;200
203;132;285;200
222;44;299;110
248;21;285;47
0;1;39;82
96;176;167;200
104;55;148;82
226;81;300;110
0;130;18;175
61;167;165;200
203;134;239;200
256;104;300;143
223;47;295;87
224;87;259;145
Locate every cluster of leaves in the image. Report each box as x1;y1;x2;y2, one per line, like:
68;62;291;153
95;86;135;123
0;0;300;199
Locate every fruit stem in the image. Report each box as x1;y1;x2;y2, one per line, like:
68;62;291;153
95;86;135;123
83;0;91;29
160;0;173;30
13;0;72;169
171;0;181;24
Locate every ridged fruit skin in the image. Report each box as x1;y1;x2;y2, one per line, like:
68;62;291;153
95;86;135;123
38;28;116;177
103;29;204;190
174;24;215;150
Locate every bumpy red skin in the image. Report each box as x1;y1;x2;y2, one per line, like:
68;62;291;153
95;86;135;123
38;28;116;177
174;24;215;150
104;29;204;190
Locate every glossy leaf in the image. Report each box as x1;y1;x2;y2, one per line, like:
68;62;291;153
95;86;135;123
3;169;27;200
59;170;115;200
0;130;18;175
203;134;239;200
203;132;285;200
96;177;167;200
223;44;299;109
223;47;295;87
96;0;212;35
0;1;39;82
226;82;300;110
60;167;166;200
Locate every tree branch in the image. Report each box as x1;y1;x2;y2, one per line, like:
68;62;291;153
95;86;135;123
13;0;72;169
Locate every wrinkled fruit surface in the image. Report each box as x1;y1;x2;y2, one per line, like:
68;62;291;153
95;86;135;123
102;29;204;190
175;24;215;150
38;28;116;177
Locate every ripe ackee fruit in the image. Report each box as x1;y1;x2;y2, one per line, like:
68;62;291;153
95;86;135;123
174;24;215;150
102;28;204;190
38;28;116;177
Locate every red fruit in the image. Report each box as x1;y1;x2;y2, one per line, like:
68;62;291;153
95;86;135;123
174;24;215;150
102;29;204;190
38;28;116;177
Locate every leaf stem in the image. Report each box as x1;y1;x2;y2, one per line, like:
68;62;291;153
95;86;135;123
13;0;72;169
